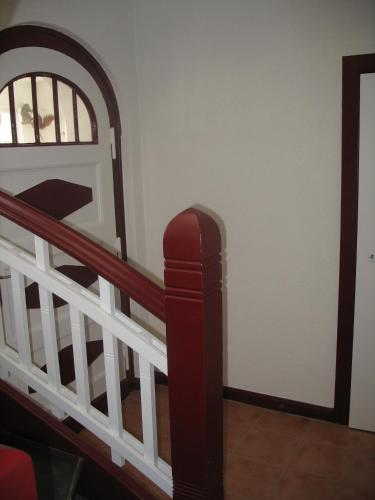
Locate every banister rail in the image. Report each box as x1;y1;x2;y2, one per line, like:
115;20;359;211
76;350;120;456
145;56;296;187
1;189;224;499
0;189;165;321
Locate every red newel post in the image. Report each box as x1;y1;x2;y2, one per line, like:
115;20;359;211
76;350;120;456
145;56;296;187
163;208;223;500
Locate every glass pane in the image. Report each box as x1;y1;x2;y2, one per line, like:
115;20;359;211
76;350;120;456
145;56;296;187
36;76;56;143
77;95;92;142
0;87;12;143
13;77;35;144
58;81;75;142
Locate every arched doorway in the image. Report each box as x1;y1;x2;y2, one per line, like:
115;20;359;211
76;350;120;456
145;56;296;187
0;25;132;400
0;24;128;287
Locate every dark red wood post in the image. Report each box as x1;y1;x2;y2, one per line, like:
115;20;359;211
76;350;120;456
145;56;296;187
163;208;223;500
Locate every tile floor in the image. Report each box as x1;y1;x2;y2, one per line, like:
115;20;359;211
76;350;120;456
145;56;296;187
79;386;375;500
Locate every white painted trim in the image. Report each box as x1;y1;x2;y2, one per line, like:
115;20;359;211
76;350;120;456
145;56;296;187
0;234;171;495
0;239;167;373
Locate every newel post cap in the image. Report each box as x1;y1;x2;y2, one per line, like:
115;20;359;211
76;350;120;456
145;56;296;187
163;208;221;261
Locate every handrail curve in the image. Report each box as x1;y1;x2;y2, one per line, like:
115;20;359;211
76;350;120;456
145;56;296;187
0;190;165;321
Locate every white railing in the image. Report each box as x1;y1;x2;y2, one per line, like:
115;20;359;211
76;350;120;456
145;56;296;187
0;234;172;496
0;190;224;499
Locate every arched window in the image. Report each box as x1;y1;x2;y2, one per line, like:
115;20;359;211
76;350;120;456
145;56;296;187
0;72;97;146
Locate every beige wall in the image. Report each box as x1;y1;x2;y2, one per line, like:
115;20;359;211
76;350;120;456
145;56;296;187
2;0;375;407
0;0;148;268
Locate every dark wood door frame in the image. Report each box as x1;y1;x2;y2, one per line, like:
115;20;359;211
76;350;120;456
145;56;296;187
335;53;375;424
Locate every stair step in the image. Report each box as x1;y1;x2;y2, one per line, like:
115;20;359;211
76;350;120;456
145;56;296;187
29;340;104;394
16;179;92;220
25;265;98;309
0;430;83;500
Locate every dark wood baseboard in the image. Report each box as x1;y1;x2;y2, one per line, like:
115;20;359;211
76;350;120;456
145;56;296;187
129;373;337;423
0;380;155;500
224;386;338;423
73;371;337;427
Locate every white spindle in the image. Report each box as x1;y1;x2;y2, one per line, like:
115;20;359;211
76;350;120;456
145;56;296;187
34;236;50;271
0;237;172;495
34;237;61;391
0;300;6;380
38;285;61;388
69;305;90;410
10;269;32;369
99;277;124;466
139;355;158;464
0;300;5;351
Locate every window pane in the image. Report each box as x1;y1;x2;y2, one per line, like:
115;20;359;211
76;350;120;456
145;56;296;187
0;87;12;143
77;95;92;142
13;77;35;144
58;81;75;142
36;76;56;143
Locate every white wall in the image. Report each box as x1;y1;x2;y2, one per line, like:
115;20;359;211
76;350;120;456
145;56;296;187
2;0;375;407
0;0;148;268
130;0;375;406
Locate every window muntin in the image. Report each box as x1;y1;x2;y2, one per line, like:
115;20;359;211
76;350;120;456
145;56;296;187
0;72;97;146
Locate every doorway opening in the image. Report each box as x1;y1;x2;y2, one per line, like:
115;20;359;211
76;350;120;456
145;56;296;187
335;52;375;426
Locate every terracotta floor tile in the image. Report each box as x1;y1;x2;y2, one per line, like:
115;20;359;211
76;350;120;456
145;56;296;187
235;427;300;466
331;483;375;500
356;429;375;454
123;402;143;440
77;392;375;499
256;409;310;436
341;447;375;497
225;453;282;500
223;400;264;454
224;417;251;454
290;441;347;480
270;470;337;500
158;428;172;464
224;399;265;427
303;420;363;448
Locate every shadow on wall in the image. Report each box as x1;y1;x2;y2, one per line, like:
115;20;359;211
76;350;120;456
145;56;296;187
0;1;19;28
193;204;228;387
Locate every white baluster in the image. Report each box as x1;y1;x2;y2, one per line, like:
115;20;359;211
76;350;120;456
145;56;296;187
10;269;32;370
99;276;124;466
34;236;63;418
34;236;50;271
69;305;90;410
0;298;5;351
0;297;7;380
139;355;158;464
38;284;61;389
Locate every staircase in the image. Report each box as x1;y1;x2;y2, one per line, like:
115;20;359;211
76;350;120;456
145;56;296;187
0;189;224;499
14;178;106;398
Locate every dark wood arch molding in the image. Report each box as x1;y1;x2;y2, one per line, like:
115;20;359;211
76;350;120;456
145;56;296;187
0;24;129;315
335;53;375;424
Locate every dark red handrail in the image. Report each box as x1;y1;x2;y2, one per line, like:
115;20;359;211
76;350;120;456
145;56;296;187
0;190;165;321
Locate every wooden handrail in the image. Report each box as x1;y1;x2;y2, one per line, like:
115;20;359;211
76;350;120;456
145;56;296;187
0;190;165;321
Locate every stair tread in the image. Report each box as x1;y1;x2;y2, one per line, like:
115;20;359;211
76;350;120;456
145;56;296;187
29;339;104;394
0;430;83;500
25;265;98;309
16;179;92;220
